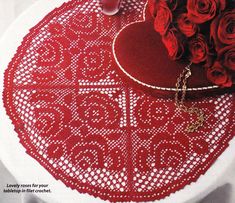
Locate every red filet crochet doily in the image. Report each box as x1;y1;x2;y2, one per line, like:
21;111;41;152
3;0;235;202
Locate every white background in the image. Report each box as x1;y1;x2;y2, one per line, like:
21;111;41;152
0;1;234;203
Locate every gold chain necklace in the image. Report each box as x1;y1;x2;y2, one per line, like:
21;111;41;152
175;63;205;133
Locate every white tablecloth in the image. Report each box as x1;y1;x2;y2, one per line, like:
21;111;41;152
0;1;234;203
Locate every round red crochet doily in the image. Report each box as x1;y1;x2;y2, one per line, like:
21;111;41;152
3;0;235;202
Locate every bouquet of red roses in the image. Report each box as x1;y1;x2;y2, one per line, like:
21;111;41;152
148;0;235;87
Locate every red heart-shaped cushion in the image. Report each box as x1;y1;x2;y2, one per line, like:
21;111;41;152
113;7;235;98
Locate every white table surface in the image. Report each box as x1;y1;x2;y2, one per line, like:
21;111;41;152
0;1;235;203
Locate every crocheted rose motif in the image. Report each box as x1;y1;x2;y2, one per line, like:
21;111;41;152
78;92;122;129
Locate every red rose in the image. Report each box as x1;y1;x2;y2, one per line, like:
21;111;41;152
187;0;226;24
154;1;172;35
218;45;235;71
189;34;209;63
207;61;232;87
211;9;235;51
162;28;185;60
177;13;198;37
148;0;178;18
